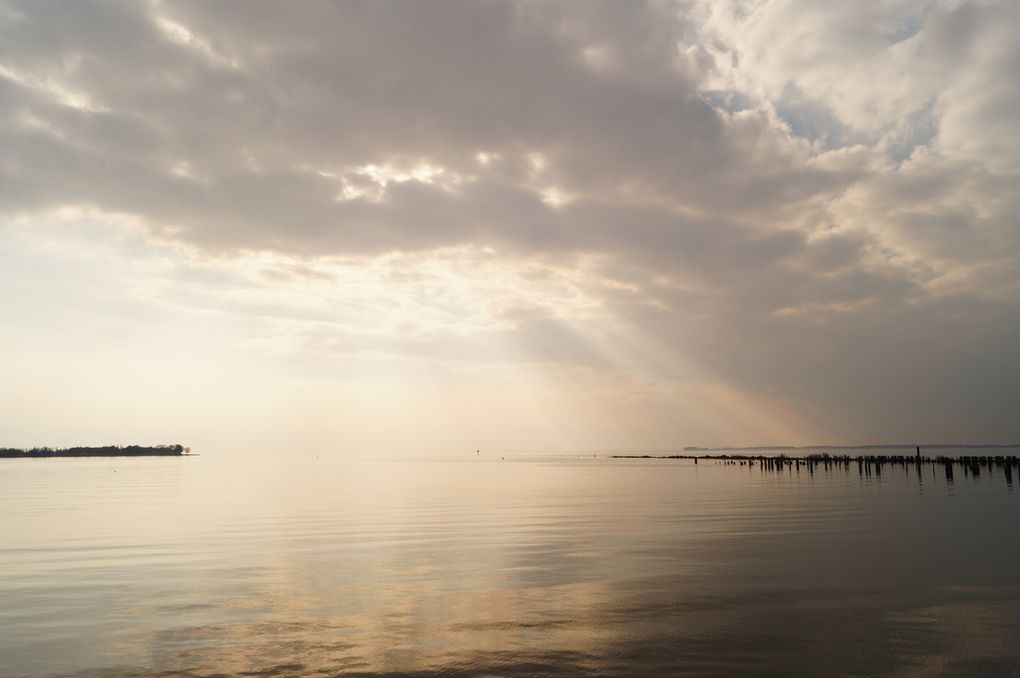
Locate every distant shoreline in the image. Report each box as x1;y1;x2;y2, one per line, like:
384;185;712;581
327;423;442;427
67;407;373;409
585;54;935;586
0;445;189;458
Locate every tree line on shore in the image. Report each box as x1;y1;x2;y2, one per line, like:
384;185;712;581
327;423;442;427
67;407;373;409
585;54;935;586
0;444;188;458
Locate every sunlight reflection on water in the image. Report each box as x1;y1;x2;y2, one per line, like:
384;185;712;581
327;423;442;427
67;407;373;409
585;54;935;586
1;453;1018;677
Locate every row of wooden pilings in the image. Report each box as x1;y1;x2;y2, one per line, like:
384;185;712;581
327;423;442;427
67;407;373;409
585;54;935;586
616;451;1020;486
713;453;1019;486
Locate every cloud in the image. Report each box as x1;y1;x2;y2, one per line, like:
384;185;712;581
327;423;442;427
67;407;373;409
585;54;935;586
0;1;850;245
2;0;1019;445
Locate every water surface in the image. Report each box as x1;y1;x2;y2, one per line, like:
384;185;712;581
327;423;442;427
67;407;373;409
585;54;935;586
2;452;1019;677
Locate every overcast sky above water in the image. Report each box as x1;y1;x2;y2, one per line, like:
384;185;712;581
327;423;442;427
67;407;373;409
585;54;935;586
1;1;1018;454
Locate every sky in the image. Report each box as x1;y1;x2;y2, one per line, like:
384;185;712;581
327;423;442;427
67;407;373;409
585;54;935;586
1;0;1019;454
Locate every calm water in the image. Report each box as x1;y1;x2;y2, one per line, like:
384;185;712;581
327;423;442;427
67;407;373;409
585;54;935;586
2;452;1019;677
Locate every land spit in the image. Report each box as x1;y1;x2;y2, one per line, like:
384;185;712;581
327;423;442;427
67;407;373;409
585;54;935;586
0;445;189;458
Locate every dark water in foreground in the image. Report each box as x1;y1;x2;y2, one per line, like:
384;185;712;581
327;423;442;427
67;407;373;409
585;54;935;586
2;452;1019;677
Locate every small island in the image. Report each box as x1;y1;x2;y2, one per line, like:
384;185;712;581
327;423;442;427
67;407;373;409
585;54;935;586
0;444;189;458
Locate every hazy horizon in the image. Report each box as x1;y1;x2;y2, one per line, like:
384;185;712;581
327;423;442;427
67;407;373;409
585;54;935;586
3;0;1019;454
